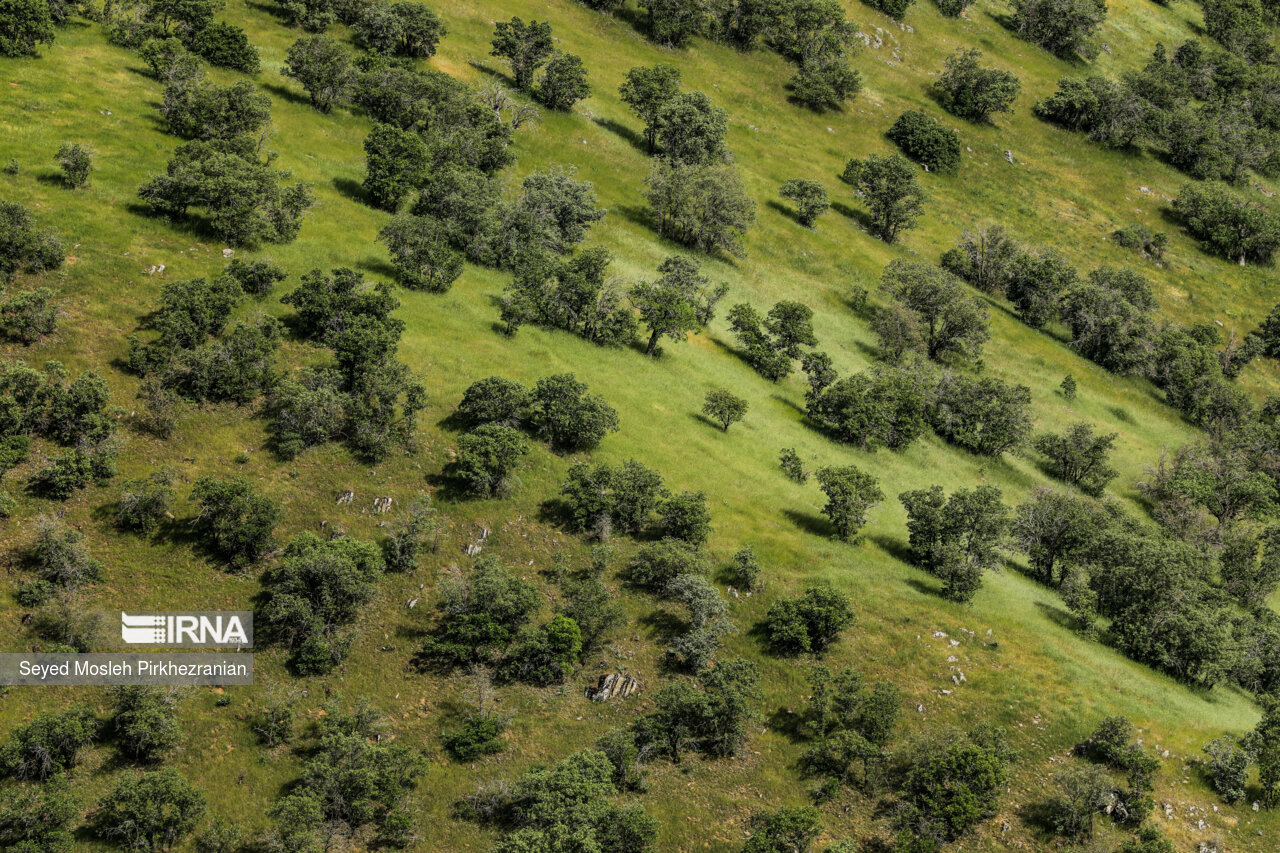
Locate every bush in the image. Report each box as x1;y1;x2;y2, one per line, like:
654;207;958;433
189;475;280;568
1011;0;1107;59
646;160;756;257
536;52;591;111
935;49;1021;122
887;110;961;172
224;258;287;296
54;143;93;188
1174;180;1280;265
1113;224;1167;259
379;215;463;291
110;686;182;762
728;546;762;590
929;372;1032;457
764;584;855;654
526;373;619;451
447;424;529;497
862;0;913;19
92;769;206;852
627;538;708;589
815;465;884;541
186;22;261;73
115;471;175;535
1202;736;1249;803
779;447;806;483
779;179;830;227
0;707;98;779
443;714;505;760
454;376;529;429
0;201;64;283
0;286;59;343
935;0;971;14
842;154;927;243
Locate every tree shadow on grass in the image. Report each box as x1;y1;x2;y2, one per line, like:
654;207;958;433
467;59;514;87
767;705;811;745
688;411;725;432
831;201;874;231
353;256;398;281
903;576;945;598
332;176;370;206
765;199;805;227
867;532;912;564
783;507;833;538
591;116;648;155
770;393;805;415
34;171;69;189
636;607;684;646
1034;601;1080;632
261;81;313;109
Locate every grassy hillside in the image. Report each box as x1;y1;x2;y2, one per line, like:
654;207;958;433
2;0;1279;849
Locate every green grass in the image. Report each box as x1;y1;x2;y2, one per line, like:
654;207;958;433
2;0;1279;849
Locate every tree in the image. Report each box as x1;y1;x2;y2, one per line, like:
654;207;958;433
189;475;280;568
0;286;59;343
632;255;717;355
490;17;553;91
110;686;182;762
842;154;927;243
1011;0;1107;59
1116;827;1176;853
814;465;884;541
634;658;761;761
115;471;176;535
536;52;590;111
646;160;757;256
659;490;712;545
526;373;619;451
929;372;1033;457
627;538;708;589
880;260;989;361
1174;180;1280;265
0;0;54;57
0;776;78;852
54;143;93;188
1045;764;1112;837
447;424;529;497
934;49;1021;122
764;584;855;654
779;179;830;227
362;123;429;212
93;769;206;852
483;166;605;265
742;806;822;853
0;201;64;283
1203;0;1272;60
780;448;807;483
283;35;353;113
887;110;962;172
186;23;260;73
657;90;729;165
1060;266;1157;375
1202;736;1250;804
899;485;1009;602
502;614;583;685
0;708;97;780
1220;525;1280;609
454;376;529;429
703;388;747;431
805;364;933;451
378;215;463;292
894;725;1012;843
417;557;539;671
29;514;103;595
620;64;682;152
643;0;705;47
501;248;637;345
1034;422;1118;496
940;224;1023;294
393;1;445;57
1248;699;1280;806
1010;488;1099;585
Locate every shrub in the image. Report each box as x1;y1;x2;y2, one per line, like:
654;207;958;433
0;0;55;57
0;708;98;779
447;424;529;497
187;22;261;72
815;465;884;541
189;475;280;568
0;286;59;343
0;201;64;283
702;388;747;431
1113;224;1167;259
1011;0;1107;59
443;714;505;760
536;52;591;111
862;0;913;18
1174;180;1280;265
115;471;176;535
779;178;830;227
627;538;708;589
887;110;961;172
728;546;762;590
764;584;855;654
1202;736;1249;803
526;373;619;451
646;160;756;257
1033;422;1117;496
935;49;1021;122
929;372;1033;457
842;153;927;243
379;214;463;291
110;686;182;762
54;143;93;188
779;447;806;483
224;258;287;296
454;376;529;429
92;769;206;852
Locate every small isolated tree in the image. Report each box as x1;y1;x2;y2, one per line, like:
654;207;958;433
110;686;182;762
0;707;98;780
1046;763;1112;838
620;64;682;152
187;22;261;73
536;52;591;111
703;388;747;431
1011;0;1107;60
93;769;205;852
815;464;884;541
843;153;927;243
646;160;756;256
55;143;93;188
454;375;529;429
282;35;353;113
115;470;176;535
887;110;961;172
1202;736;1250;804
632;255;719;355
765;584;855;655
657;90;730;166
378;215;463;292
526;372;619;451
0;0;55;57
935;49;1021;122
189;475;280;568
0;201;64;283
779;179;830;227
490;16;553;91
780;447;807;483
1033;422;1117;496
1061;374;1076;400
447;424;529;497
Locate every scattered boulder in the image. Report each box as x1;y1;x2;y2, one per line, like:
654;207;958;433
586;672;640;702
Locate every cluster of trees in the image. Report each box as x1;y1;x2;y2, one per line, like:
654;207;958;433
139;69;313;245
0;0;58;56
446;373;618;497
270;267;426;461
16;514;104;608
1034;36;1280;196
501;249;727;356
727;299;818;381
457;749;657;851
900;484;1009;602
490;17;590;111
1174;180;1280;265
1043;715;1161;835
586;0;863;111
264;699;424;850
797;666;900;797
0;358;117;501
353;1;445;60
1010;0;1107;59
415;556;588;688
106;0;259;71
